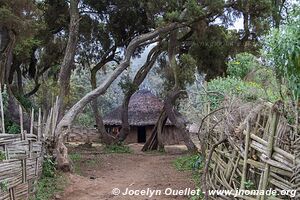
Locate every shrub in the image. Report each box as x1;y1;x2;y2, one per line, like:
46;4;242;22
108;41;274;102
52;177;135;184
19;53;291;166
205;76;280;109
227;53;260;79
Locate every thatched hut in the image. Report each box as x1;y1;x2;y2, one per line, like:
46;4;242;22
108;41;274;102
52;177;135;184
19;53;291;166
103;90;185;144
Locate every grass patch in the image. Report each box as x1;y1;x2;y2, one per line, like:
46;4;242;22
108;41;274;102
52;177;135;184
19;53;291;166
173;154;203;171
33;156;67;200
69;153;82;174
104;144;132;154
173;154;204;200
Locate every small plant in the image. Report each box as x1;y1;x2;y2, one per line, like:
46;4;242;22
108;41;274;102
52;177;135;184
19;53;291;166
69;153;81;162
0;180;8;192
104;144;132;154
34;155;67;200
244;180;255;190
0;151;5;161
173;154;203;171
42;156;56;178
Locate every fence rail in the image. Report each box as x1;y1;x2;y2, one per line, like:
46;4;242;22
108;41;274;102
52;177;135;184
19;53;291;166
200;101;300;200
0;88;44;200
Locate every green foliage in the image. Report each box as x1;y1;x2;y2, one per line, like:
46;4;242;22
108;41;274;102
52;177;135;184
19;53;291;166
185;0;204;19
264;6;300;97
33;156;66;200
118;75;139;95
165;11;181;22
0;7;22;30
4;120;21;134
104;144;132;154
42;156;56;178
0;180;8;192
206;76;280;109
177;54;197;88
173;154;204;200
0;151;6;161
244;180;255;190
14;37;42;58
69;153;81;162
227;53;260;79
173;154;203;171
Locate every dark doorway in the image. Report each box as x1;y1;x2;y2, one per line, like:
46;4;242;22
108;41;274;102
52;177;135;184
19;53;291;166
137;127;146;143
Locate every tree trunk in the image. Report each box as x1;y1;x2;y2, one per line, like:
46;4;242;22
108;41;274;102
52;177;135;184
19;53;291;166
0;28;15;85
118;44;162;142
55;22;181;171
164;89;196;151
57;0;80;122
142;109;168;151
143;29;195;151
142;89;196;151
55;0;80;171
90;69;114;144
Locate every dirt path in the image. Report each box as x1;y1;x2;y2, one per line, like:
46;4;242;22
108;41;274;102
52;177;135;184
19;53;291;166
59;145;195;200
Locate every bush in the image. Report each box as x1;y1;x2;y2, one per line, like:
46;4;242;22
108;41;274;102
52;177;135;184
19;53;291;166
206;76;280;109
227;53;260;79
4;119;21;134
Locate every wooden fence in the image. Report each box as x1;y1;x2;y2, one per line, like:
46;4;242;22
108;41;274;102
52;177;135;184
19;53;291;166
0;89;43;200
200;101;299;200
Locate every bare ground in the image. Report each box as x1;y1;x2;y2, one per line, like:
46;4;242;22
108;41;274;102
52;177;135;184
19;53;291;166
59;144;195;200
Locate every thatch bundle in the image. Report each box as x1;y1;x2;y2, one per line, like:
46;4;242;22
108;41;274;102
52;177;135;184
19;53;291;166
199;98;299;200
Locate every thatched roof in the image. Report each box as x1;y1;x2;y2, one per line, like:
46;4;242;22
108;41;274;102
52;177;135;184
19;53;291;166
103;90;173;126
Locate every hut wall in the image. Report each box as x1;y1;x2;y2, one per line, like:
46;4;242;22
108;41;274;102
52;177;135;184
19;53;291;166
162;126;185;145
125;127;138;144
65;126;185;145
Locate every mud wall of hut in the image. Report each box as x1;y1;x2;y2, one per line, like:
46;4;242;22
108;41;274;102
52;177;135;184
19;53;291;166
66;126;185;145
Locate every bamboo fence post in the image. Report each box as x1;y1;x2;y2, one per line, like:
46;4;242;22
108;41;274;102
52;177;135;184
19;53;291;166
241;121;251;190
19;105;25;140
0;87;5;134
52;96;59;137
261;110;279;200
38;108;41;141
30;108;34;135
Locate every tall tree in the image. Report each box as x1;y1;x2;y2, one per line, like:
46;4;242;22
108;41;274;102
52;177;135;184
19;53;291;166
57;0;80;121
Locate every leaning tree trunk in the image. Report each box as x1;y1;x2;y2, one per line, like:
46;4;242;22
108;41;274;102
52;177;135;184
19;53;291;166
141;109;168;151
55;22;181;171
118;44;162;142
164;89;196;150
142;89;196;151
143;29;195;151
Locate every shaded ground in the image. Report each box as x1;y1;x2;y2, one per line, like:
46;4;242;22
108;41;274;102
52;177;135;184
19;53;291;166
59;144;195;200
